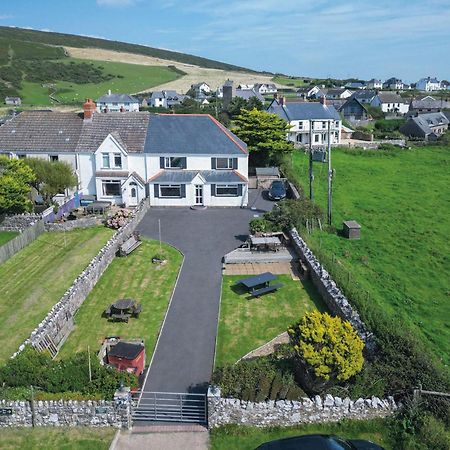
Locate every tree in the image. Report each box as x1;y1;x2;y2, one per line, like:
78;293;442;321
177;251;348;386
288;311;364;392
0;156;35;215
24;158;77;204
233;109;294;165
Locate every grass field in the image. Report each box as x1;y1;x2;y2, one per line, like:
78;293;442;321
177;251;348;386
58;239;182;359
290;146;450;364
0;427;115;450
0;227;113;362
210;418;394;450
20;58;181;106
272;75;308;88
0;231;18;246
215;275;326;367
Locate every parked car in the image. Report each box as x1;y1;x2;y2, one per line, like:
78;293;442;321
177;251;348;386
255;434;385;450
268;179;286;200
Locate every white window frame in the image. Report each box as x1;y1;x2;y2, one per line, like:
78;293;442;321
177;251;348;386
102;153;110;169
215;184;239;197
160;184;181;198
102;179;121;197
113;153;122;169
216;157;234;170
164;157;184;169
298;121;303;130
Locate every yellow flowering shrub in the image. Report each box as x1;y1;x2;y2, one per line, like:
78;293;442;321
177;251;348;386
288;311;364;382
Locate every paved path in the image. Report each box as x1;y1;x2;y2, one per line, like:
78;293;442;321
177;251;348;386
137;190;271;393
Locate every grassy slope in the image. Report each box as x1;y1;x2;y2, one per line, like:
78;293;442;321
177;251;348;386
215;275;326;367
0;227;113;362
272;75;307;88
0;427;115;450
20;58;180;106
58;239;182;359
0;231;18;246
290;147;450;364
211;419;394;450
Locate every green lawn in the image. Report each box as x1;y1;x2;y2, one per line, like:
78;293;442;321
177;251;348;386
0;427;115;450
210;419;394;450
215;275;326;367
290;146;450;364
0;231;18;246
272;75;308;88
0;227;113;362
58;239;182;359
20;58;181;106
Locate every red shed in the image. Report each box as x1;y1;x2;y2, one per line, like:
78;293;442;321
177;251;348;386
107;341;145;376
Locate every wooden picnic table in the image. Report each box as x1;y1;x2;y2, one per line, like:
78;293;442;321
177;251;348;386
238;272;277;291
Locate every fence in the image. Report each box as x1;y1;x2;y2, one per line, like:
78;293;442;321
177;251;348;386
0;220;45;264
42;192;82;223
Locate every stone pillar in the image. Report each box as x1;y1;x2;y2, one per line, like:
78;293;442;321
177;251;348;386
207;385;221;428
114;386;131;429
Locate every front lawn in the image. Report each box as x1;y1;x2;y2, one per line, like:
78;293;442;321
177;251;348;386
210;419;394;450
58;239;182;360
215;275;326;367
0;231;18;246
0;227;114;362
0;427;115;450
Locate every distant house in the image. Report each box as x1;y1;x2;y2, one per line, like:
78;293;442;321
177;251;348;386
190;82;211;100
409;97;450;114
345;82;366;90
441;80;450;90
383;77;404;90
254;83;277;95
350;90;378;104
96;90;140;113
149;90;186;108
366;79;383;89
400;112;449;141
324;88;353;100
5;97;21;106
237;84;254;90
296;86;323;99
222;79;264;108
235;88;264;102
416;77;441;92
371;92;409;114
267;97;342;146
340;98;370;121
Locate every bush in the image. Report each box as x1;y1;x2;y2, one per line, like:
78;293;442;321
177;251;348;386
249;217;276;234
106;209;132;229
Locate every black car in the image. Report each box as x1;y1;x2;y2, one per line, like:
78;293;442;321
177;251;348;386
255;434;385;450
268;180;287;201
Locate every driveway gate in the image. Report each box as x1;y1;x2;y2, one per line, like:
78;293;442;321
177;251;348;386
132;391;207;424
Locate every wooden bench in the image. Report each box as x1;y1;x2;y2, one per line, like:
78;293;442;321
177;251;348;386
110;313;131;323
119;234;142;256
251;283;284;298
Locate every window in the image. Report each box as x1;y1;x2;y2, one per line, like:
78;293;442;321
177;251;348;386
298;121;303;130
114;153;122;168
216;184;238;196
50;155;59;162
164;157;184;169
160;184;181;197
102;153;110;168
17;154;26;159
216;158;234;169
335;121;339;128
102;180;121;196
314;134;320;143
322;121;326;128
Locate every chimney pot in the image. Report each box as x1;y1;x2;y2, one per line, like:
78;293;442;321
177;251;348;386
320;95;327;106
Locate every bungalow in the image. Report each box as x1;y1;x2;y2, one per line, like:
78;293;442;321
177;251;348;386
254;83;277;95
383;77;404;90
324;88;353;100
340;98;370;121
5;96;21;106
345;82;366;90
371;92;409;114
366;79;383;90
267;97;341;146
416;77;441;92
0;100;249;208
400;112;449;141
96;91;140;113
149;90;186;108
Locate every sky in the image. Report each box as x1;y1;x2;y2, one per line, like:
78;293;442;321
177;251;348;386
1;0;449;82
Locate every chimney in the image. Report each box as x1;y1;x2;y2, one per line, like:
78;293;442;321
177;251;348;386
120;105;125;113
83;98;96;121
108;89;112;95
279;96;285;106
320;95;327;106
273;92;278;100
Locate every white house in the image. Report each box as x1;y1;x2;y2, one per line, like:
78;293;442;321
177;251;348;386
254;83;277;95
0;100;249;208
149;90;186;108
267;97;342;146
96;91;140;113
416;77;441;92
5;96;22;106
324;88;353;100
366;79;383;89
371;92;409;114
296;86;323;99
383;78;404;90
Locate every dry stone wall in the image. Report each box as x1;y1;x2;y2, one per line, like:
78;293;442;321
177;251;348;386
0;214;42;232
44;217;102;231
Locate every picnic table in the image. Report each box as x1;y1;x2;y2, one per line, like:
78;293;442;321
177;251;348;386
104;298;142;321
237;272;284;298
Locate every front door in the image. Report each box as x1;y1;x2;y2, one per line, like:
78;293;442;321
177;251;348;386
195;185;203;205
129;183;138;206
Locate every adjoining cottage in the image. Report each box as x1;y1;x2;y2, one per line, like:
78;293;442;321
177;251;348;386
400;112;449;141
148;90;187;108
371;92;409;114
96;90;140;113
0;99;249;208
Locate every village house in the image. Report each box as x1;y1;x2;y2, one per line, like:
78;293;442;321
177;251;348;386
400;112;449;141
416;77;441;92
296;86;324;100
267;97;341;146
409;96;450;114
221;79;264;108
383;77;404;90
0;100;249;208
253;83;277;95
371;92;409;114
190;82;211;101
4;96;22;106
148;90;186;108
366;79;383;89
96;90;140;113
350;90;378;104
345;82;366;90
340;98;370;121
324;88;353;100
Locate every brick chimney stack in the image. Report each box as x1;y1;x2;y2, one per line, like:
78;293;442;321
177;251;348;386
83;98;96;121
279;96;285;106
320;95;327;106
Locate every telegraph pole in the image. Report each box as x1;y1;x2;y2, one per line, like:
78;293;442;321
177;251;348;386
327;120;333;225
309;120;314;201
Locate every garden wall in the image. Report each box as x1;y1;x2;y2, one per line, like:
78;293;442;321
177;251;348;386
207;387;397;428
0;220;45;264
290;228;376;353
44;217;102;231
13;199;150;358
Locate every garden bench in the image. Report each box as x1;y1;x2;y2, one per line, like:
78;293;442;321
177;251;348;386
110;313;131;323
132;304;142;318
119;234;142;256
250;283;284;298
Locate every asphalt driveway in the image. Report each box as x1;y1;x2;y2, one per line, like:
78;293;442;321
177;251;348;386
137;189;272;393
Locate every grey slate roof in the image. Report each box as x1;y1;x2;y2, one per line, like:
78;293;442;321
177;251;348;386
410;98;450;110
144;115;247;155
149;169;245;184
401;112;449;137
377;92;404;103
351;90;378;101
96;93;140;104
235;88;264;102
268;100;340;121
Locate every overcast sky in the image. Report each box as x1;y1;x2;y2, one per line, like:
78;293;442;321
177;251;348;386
1;0;449;82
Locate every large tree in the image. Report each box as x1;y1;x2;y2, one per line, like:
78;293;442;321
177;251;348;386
0;156;35;215
233;108;294;165
23;158;77;204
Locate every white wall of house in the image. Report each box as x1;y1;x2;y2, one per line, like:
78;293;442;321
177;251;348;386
287;119;341;145
416;79;441;91
96;102;139;113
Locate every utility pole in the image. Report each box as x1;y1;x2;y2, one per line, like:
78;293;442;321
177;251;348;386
88;345;92;382
327;120;333;225
309;120;314;201
158;219;162;253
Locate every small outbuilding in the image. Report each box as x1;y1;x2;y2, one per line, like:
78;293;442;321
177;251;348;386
107;341;146;376
343;220;361;240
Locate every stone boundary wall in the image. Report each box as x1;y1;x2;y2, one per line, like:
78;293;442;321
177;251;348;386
13;199;150;357
0;214;42;232
0;220;45;264
290;228;376;353
44;217;103;232
207;388;397;428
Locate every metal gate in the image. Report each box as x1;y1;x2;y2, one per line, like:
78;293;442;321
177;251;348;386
132;391;207;424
